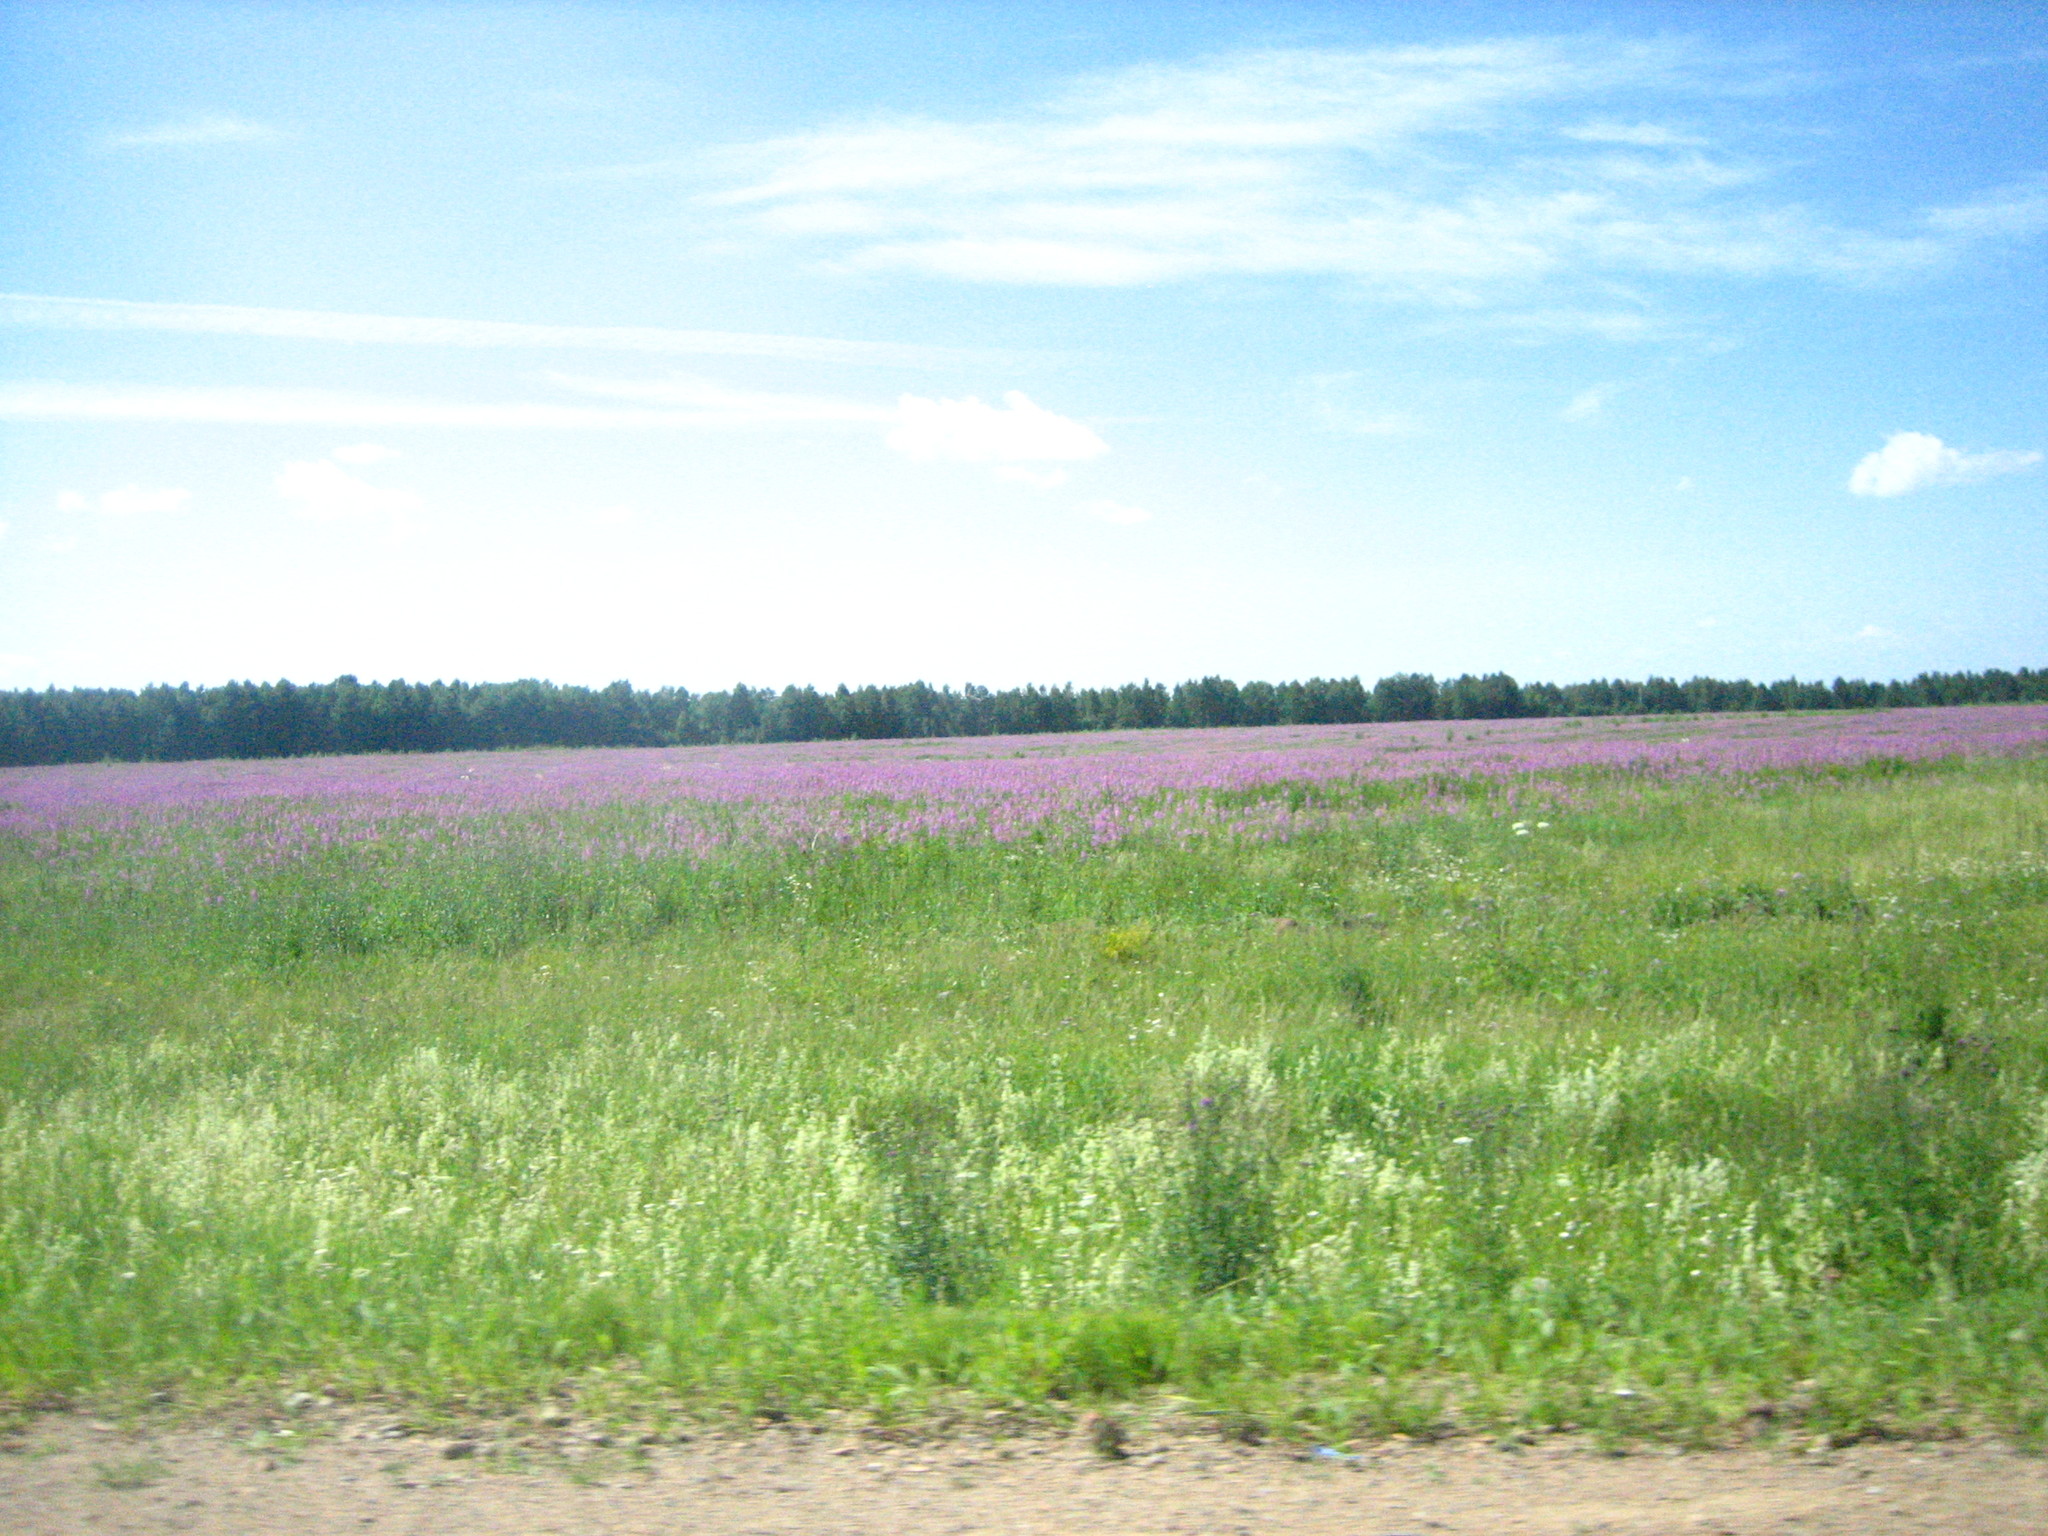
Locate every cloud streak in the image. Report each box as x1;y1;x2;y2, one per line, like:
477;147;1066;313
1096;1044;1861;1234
1305;372;1421;436
707;42;2046;298
1080;497;1151;525
277;457;423;523
886;390;1107;463
545;371;890;424
0;382;774;430
58;486;190;515
0;292;1004;370
104;115;282;148
331;442;400;465
1561;383;1614;422
1847;431;2040;497
0;380;1109;465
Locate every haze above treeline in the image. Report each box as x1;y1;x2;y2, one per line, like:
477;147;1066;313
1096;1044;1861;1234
3;666;2045;769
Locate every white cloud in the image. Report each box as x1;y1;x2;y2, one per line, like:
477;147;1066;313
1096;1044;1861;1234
554;499;640;527
56;485;189;514
1923;179;2048;241
0;381;881;430
996;466;1070;489
707;42;2031;296
0;381;1114;476
886;390;1107;463
1429;308;1681;345
1561;121;1704;147
548;370;887;424
1561;383;1614;422
276;457;425;523
104;115;282;148
331;442;400;465
1307;373;1420;436
1320;409;1418;436
1847;430;2041;497
1853;624;1894;641
0;292;1001;370
98;485;191;516
1081;498;1152;525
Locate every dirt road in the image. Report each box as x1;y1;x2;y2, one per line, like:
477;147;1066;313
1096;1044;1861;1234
4;1410;2043;1535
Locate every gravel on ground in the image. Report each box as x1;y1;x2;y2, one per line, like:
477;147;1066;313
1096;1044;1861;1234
4;1408;2045;1535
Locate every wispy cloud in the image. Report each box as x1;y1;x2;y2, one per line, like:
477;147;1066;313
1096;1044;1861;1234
0;379;898;432
1425;307;1687;345
1560;120;1706;147
0;379;1110;467
546;371;889;425
1561;383;1615;422
331;442;400;465
996;466;1070;489
548;375;1110;468
1080;498;1152;525
886;391;1107;464
0;381;766;429
706;41;2041;298
1922;178;2048;241
1307;373;1421;436
104;115;282;148
1847;430;2040;497
277;456;423;524
57;485;190;515
0;293;1003;370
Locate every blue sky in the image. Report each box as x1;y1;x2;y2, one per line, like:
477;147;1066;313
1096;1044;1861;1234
1;1;2043;692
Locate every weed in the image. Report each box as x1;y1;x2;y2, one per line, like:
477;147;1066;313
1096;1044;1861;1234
1169;1044;1283;1296
1096;923;1157;964
861;1091;991;1305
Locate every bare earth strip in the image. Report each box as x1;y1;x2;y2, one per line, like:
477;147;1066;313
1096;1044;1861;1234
4;1414;2045;1536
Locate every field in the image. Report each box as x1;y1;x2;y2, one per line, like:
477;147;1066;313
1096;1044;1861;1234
3;705;2046;1448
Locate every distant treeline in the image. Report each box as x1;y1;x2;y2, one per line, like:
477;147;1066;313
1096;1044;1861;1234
2;666;2044;769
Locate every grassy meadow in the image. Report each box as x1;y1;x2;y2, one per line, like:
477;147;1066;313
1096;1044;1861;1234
3;727;2047;1444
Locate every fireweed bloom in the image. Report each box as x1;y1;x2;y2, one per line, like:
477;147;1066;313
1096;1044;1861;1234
1;704;2041;884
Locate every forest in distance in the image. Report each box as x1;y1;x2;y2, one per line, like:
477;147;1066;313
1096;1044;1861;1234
3;663;2046;768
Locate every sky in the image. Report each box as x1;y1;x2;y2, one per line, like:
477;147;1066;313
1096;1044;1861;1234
1;1;2044;694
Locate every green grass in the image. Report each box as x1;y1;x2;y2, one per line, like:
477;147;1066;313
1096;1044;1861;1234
2;756;2046;1445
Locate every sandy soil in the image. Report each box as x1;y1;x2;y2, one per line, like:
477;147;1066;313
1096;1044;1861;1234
4;1408;2044;1535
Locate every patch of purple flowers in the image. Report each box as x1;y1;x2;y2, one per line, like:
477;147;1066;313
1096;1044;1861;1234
1;705;2041;867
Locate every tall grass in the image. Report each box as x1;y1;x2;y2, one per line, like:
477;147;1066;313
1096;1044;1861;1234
1;756;2045;1441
